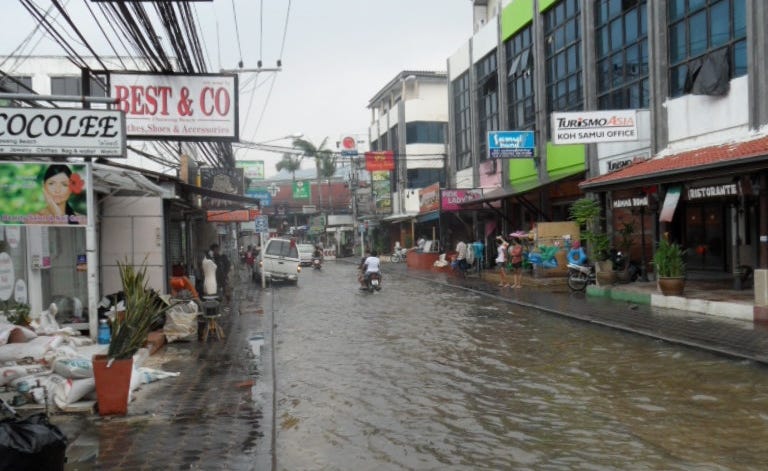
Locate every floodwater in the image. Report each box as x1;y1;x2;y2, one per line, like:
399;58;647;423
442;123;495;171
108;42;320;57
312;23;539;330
269;261;768;470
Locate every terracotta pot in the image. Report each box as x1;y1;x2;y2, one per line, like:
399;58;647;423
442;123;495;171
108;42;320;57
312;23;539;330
92;354;133;416
658;277;685;296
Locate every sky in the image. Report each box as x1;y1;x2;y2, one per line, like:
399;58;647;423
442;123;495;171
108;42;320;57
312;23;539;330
0;1;474;176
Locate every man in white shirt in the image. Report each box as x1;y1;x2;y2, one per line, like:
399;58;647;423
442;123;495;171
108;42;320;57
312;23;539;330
363;250;381;275
454;240;469;274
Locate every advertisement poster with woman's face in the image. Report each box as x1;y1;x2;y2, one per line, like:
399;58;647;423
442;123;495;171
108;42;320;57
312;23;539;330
0;162;88;226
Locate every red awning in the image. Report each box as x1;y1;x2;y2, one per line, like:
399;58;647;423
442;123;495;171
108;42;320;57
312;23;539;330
580;135;768;191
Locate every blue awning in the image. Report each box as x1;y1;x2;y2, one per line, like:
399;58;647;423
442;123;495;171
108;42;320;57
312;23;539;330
416;211;439;223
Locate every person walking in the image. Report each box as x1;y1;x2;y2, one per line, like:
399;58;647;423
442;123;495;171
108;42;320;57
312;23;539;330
454;239;468;275
495;236;510;287
508;237;524;288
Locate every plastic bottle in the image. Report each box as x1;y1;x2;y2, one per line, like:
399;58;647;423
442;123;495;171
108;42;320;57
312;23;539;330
98;319;111;345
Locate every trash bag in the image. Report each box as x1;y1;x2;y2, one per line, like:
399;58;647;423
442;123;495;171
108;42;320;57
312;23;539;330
0;413;67;471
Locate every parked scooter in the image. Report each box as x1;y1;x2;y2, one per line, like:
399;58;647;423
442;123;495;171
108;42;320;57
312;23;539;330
610;249;640;282
567;262;596;291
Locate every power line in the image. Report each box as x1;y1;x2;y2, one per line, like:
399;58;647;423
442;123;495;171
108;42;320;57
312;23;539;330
231;0;244;68
278;0;292;62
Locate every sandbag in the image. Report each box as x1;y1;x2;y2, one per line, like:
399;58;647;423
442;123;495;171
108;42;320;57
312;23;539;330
0;365;49;387
0;336;64;362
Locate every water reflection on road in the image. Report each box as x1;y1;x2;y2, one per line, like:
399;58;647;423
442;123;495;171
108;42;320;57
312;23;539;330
271;262;768;470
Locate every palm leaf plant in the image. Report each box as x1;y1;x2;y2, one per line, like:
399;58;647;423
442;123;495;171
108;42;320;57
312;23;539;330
108;260;173;361
653;235;686;278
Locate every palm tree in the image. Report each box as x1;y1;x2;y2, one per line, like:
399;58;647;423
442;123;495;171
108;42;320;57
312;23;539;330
275;152;302;182
292;137;331;210
318;153;338;213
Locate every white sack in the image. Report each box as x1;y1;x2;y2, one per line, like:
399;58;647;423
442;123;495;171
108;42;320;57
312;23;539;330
0;335;65;362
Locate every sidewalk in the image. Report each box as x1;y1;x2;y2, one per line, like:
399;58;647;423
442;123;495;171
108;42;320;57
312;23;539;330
388;262;768;366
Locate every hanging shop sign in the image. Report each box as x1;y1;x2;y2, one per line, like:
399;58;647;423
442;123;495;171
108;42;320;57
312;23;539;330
236;160;265;186
0;162;89;226
246;189;272;207
206;208;260;223
365;151;395;171
440;188;484;212
686;183;738;201
0;107;125;158
110;72;238;141
200;167;244;209
487;131;535;159
552;110;637;144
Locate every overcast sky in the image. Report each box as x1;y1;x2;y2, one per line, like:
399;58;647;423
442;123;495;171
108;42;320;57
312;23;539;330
1;1;473;176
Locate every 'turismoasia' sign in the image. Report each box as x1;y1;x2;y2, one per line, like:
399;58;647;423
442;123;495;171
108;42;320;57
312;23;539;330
110;72;238;141
440;189;484;211
0;108;125;157
552;110;638;145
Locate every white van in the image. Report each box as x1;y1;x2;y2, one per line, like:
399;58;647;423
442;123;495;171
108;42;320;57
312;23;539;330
260;238;301;283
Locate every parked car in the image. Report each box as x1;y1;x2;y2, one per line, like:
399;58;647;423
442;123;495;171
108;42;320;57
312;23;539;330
297;244;315;267
259;238;301;283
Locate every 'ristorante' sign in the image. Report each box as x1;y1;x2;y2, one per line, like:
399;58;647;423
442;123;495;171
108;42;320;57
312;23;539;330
0;108;125;157
687;183;738;200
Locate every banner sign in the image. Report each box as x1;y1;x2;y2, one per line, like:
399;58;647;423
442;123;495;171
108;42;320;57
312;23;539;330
0;107;125;158
293;180;310;199
659;186;681;223
612;195;648;209
552;110;637;144
200;167;244;209
440;188;484;211
365;151;395;171
206;208;260;222
0;162;89;226
371;171;391;213
419;182;440;213
686;183;739;200
110;72;238;141
487;131;535;159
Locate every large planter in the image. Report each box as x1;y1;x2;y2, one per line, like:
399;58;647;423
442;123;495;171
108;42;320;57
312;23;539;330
594;260;615;287
92;355;133;416
658;277;685;296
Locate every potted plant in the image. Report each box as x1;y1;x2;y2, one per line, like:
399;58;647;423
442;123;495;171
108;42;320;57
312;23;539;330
92;259;173;416
653;234;686;296
569;198;613;285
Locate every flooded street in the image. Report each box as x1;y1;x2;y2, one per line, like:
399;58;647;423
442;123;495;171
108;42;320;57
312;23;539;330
271;262;768;470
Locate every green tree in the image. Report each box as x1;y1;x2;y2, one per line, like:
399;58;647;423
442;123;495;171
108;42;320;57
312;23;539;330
318;152;338;213
292;137;332;210
275;152;302;182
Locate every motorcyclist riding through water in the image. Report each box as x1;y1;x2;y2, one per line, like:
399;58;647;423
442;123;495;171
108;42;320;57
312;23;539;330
360;250;382;290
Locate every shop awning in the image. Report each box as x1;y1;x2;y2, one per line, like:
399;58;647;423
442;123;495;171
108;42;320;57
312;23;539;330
580;135;768;191
458;170;585;207
381;213;417;223
92;163;171;198
416;210;439;223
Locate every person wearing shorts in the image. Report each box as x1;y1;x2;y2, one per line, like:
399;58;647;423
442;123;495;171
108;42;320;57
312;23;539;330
495;236;510;287
508;237;524;288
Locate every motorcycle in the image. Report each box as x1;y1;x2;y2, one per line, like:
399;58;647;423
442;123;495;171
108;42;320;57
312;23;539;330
390;248;408;263
312;256;322;270
365;271;382;292
567;263;596;291
610;250;640;282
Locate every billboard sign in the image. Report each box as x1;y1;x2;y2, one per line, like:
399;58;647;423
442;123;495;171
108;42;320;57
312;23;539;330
110;72;238;140
246;189;272;207
440;188;484;211
552;110;637;144
365;151;395;171
419;182;440;213
293;180;310;199
0;107;125;158
487;131;535;159
340;135;358;156
0;162;89;226
237;160;264;187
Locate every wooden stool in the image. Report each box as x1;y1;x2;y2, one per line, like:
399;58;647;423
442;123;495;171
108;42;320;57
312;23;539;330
201;298;224;341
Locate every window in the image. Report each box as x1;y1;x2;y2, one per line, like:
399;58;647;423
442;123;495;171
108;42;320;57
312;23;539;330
50;76;107;96
595;0;649;109
667;0;746;97
406;122;446;144
0;76;32;93
544;0;583;134
505;24;536;132
452;72;472;171
407;168;446;188
390;125;401;191
370;139;379;151
475;51;499;161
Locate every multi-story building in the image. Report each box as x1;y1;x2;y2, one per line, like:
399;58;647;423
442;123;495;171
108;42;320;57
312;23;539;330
445;0;767;309
367;71;449;248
